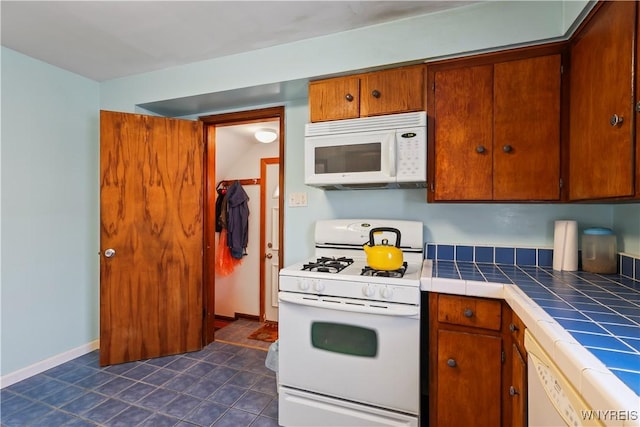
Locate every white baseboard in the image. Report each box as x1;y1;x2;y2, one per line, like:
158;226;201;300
0;340;100;389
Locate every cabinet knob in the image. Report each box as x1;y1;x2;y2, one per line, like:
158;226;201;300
610;114;624;127
371;89;381;98
463;308;474;318
447;358;457;368
509;386;519;396
509;323;519;332
502;145;513;153
345;93;354;102
476;145;486;154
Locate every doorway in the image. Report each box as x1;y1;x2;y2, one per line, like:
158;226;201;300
200;107;284;346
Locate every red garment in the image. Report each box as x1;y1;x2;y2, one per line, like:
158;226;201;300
216;229;242;276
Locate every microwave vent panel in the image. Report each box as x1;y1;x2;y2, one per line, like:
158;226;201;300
305;111;426;137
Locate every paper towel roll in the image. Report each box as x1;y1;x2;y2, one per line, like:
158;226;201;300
553;220;578;271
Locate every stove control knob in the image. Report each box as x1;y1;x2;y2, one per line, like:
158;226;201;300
298;279;310;291
314;281;325;293
362;284;375;297
380;286;394;299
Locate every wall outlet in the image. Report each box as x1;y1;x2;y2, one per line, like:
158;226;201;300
288;192;308;207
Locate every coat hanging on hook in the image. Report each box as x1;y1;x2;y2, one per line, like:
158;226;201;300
226;181;250;259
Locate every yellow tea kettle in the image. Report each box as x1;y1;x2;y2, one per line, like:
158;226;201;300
363;227;404;270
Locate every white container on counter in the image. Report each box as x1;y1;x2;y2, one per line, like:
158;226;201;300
581;228;617;274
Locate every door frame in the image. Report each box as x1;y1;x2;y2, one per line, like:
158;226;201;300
199;106;285;344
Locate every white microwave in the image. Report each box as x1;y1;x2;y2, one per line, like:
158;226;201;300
304;111;427;190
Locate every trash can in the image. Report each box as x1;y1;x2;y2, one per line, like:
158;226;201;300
265;340;279;389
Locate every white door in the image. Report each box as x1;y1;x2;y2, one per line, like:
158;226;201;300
264;161;279;322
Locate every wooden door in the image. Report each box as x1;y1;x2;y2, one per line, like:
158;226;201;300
309;76;361;122
569;1;636;200
433;65;493;200
360;65;425;117
99;110;204;366
436;329;502;427
494;54;561;200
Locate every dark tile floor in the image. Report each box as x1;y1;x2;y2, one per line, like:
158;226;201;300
1;340;278;427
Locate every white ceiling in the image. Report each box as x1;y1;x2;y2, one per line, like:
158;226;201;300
0;1;476;82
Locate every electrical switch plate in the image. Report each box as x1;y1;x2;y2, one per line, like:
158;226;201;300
288;192;308;207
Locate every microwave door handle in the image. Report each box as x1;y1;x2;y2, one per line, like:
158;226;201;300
385;132;397;177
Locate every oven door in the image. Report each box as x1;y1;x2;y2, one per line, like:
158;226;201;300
278;292;420;415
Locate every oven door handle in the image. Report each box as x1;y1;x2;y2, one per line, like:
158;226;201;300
278;293;420;317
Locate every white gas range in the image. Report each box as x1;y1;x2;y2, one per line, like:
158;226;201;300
278;219;426;427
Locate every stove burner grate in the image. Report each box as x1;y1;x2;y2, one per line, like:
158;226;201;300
361;262;408;278
302;256;354;273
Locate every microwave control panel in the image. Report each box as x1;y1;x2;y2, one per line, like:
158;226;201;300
396;130;426;182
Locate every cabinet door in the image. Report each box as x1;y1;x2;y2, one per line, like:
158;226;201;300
433;65;493;200
510;344;527;427
360;66;425;117
309;76;360;122
569;1;636;200
436;329;502;426
494;54;561;200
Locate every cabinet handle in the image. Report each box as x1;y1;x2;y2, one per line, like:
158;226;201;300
447;358;457;368
610;114;624;127
345;93;354;102
463;308;474;318
476;145;486;154
371;89;381;98
509;386;519;396
509;323;519;333
502;145;513;153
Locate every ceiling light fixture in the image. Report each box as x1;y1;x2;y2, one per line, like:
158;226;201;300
254;128;278;143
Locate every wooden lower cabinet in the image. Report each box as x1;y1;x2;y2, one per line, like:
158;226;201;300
428;293;526;427
510;343;527;427
435;329;502;426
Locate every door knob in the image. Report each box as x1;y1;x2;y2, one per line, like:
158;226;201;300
265;253;273;259
104;248;116;258
610;114;624;127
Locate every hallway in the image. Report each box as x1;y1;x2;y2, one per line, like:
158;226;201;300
214;319;276;352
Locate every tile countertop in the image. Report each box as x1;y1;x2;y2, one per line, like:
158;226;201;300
420;259;640;426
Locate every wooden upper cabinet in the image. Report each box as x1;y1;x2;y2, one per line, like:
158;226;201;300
433;65;494;200
494;54;561;200
309;76;361;122
429;50;562;202
309;64;425;122
569;1;637;201
360;66;425;117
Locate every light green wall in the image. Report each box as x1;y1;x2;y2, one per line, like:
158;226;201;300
1;47;100;376
613;204;640;255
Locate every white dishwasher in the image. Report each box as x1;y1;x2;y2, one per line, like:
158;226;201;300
525;330;603;427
